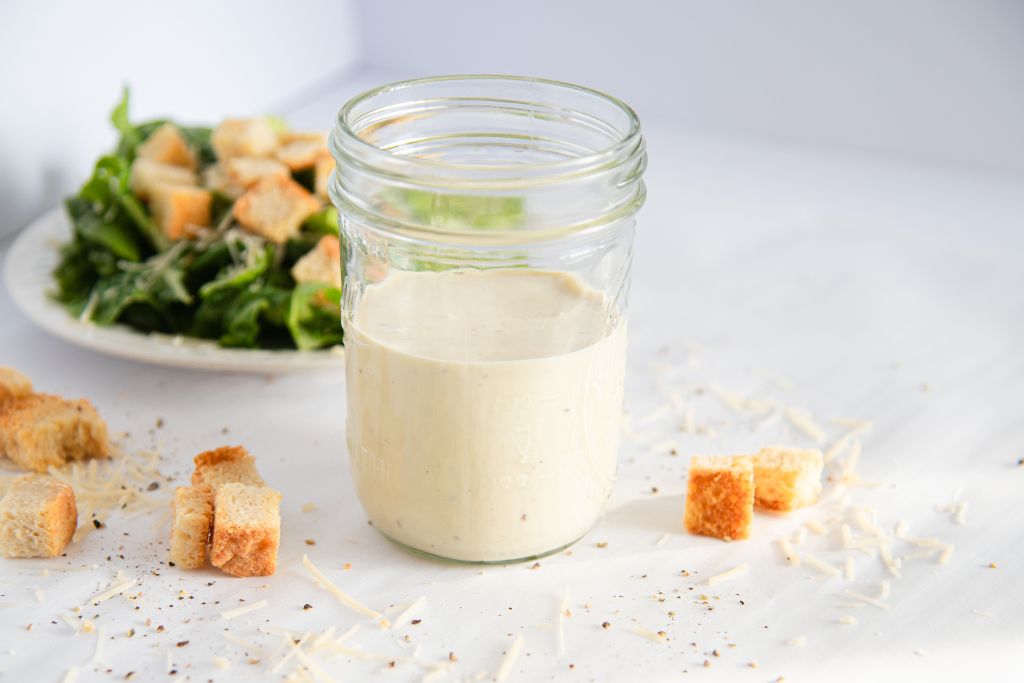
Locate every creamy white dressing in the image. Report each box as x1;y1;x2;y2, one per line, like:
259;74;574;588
345;268;626;562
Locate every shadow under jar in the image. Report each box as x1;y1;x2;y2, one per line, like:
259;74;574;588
329;75;647;563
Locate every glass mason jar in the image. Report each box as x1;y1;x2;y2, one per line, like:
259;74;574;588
329;75;646;563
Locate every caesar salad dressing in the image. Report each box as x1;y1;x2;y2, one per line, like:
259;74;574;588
345;268;626;562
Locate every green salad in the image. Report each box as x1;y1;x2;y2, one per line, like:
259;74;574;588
52;90;344;351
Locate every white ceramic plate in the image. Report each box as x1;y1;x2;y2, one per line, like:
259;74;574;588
4;208;344;373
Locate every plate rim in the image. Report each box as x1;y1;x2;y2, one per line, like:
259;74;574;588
3;208;345;373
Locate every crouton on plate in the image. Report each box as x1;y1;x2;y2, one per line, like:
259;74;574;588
211;118;279;160
0;474;77;558
0;366;32;408
203;157;290;199
136;123;197;169
149;185;212;240
0;394;110;473
129;158;197;201
192;445;265;490
753;446;823;512
291;235;342;288
684;455;754;541
169;484;214;569
275;138;329;171
233;175;321;244
210;483;281;577
314;155;334;200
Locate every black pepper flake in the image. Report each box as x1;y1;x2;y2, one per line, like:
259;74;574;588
176;641;189;647
601;621;611;630
147;482;160;491
305;539;316;546
411;619;422;625
93;519;104;529
156;418;165;428
125;672;136;680
712;649;720;657
168;561;175;567
530;562;541;570
156;625;165;633
303;604;313;611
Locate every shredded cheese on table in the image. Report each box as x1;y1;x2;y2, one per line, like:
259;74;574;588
938;545;955;565
844;557;855;580
493;634;525;682
302;554;389;627
837;615;858;626
802;553;841;577
805;520;828;535
221;599;269;620
785;636;807;647
778;537;800;566
60;667;78;683
843;590;891;610
632;627;668;644
707;563;749;586
392;596;427;631
87;578;137;606
270;631;314;674
783;408;826;443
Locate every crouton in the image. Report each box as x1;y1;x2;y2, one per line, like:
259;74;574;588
0;474;77;558
203;157;290;199
211;118;279;160
753;446;823;512
0;366;32;410
684;455;754;541
129;158;197;201
275;138;329;171
191;445;264;490
210;483;281;577
136;123;197;169
169;484;214;569
314;154;334;200
233;175;321;243
0;394;110;473
279;130;327;146
149;185;212;240
291;235;342;288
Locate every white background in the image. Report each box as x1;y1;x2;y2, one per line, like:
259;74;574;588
1;2;1023;682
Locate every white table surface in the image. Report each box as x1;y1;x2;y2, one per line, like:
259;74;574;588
1;73;1022;682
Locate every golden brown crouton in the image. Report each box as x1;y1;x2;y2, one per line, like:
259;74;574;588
191;445;265;490
753;446;823;512
0;394;110;473
169;484;214;569
210;483;281;577
0;366;32;410
233;175;321;243
291;235;342;288
212;118;279;160
0;474;77;558
129;158;197;201
684;455;754;541
203;157;290;199
314;154;334;200
136;123;197;169
275;138;329;171
149;185;212;240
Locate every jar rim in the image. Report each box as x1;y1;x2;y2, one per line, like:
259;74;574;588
332;74;643;180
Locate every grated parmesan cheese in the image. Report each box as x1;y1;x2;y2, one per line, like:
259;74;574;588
270;631;313;674
655;533;669;547
86;578;137;606
213;657;231;670
844;557;855;580
783;408;826;443
556;585;570;658
879;543;902;578
805;520;828;536
824;432;853;463
221;599;269;620
844;590;891;610
879;580;891;600
792;527;807;546
954;502;968;526
302;554;389;627
837;616;858;626
632;627;668;643
392;596;427;631
802;553;840;577
778;537;800;566
34;588;45;603
785;636;807;647
494;634;525;682
61;667;78;683
707;563;749;586
422;666;451;683
938;545;955;565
